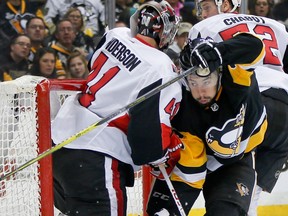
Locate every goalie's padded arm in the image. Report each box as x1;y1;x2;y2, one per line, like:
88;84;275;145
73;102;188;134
128;79;167;165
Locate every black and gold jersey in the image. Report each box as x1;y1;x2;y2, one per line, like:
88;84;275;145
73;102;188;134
170;33;268;188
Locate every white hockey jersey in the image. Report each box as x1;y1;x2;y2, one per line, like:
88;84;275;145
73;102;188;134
44;0;105;35
189;13;288;93
52;27;182;170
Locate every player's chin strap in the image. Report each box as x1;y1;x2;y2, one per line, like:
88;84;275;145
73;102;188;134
216;0;223;14
0;66;199;181
158;164;187;216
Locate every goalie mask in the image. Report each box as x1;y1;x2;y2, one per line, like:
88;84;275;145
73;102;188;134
196;0;241;16
130;0;180;49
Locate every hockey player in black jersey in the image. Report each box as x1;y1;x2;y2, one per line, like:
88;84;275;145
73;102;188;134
192;1;288;215
147;34;268;216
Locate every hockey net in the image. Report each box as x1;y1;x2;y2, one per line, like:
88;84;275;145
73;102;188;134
0;76;152;216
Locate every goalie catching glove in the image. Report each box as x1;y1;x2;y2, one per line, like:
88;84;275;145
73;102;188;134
180;37;223;77
149;133;184;180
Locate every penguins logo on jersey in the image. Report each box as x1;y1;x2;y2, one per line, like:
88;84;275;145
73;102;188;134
236;182;249;197
9;13;35;34
206;104;246;158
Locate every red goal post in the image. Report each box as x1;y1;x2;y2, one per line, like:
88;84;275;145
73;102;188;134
0;76;152;216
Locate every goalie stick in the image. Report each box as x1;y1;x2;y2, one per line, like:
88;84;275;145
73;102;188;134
0;66;198;181
158;164;186;216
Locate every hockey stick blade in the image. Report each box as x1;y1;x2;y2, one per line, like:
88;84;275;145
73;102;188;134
0;66;197;181
158;164;186;216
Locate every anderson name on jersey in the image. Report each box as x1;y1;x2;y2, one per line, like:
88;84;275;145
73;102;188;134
105;38;141;72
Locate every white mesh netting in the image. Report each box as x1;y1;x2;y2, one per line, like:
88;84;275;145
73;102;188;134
0;76;43;216
0;76;146;216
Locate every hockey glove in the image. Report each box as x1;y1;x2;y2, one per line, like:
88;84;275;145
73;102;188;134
189;37;223;76
179;43;193;71
149;133;184;180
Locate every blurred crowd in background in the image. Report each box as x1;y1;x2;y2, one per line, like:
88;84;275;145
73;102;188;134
0;0;287;82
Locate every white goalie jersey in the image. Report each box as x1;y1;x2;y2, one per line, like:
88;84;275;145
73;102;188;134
189;13;288;93
52;27;182;170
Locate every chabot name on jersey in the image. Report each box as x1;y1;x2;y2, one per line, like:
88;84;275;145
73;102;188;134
105;38;142;72
223;15;265;26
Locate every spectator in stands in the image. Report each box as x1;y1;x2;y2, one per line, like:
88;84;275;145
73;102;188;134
166;0;184;18
63;7;95;56
272;0;288;30
0;34;31;82
249;0;273;18
25;16;47;63
180;1;200;25
29;47;61;79
116;0;137;27
115;21;128;28
43;0;105;38
49;19;86;75
0;0;44;52
165;22;193;72
66;51;89;79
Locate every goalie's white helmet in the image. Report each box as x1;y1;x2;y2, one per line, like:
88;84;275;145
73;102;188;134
130;0;180;49
197;0;241;15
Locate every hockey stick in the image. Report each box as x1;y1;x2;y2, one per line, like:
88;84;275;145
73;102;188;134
158;164;186;216
0;66;198;181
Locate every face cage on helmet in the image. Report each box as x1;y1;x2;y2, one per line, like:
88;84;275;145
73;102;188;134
130;1;180;49
158;6;180;49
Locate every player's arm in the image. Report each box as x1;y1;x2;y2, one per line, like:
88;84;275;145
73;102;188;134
217;33;265;66
180;33;265;74
127;75;182;165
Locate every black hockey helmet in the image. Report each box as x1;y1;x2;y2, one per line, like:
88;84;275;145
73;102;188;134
180;37;222;92
130;0;180;49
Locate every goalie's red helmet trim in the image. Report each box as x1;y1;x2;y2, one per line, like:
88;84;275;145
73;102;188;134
130;0;180;49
